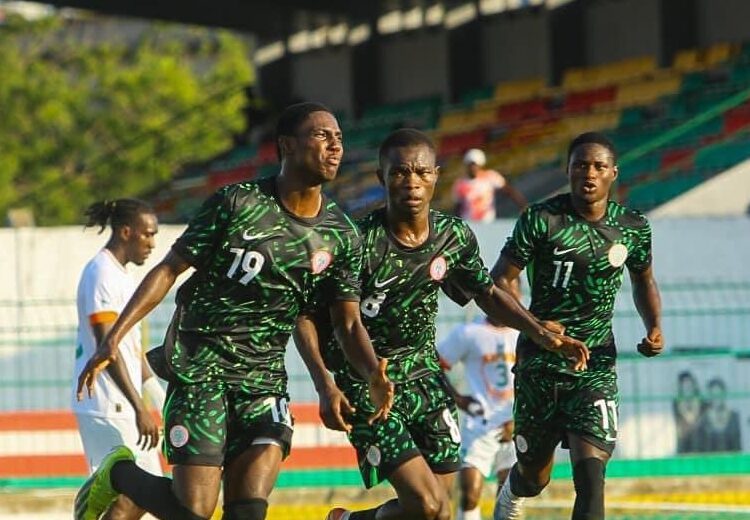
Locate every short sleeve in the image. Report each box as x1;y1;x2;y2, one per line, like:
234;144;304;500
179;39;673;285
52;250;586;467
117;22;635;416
172;187;232;271
328;227;363;302
626;215;652;273
500;206;546;269
82;265;119;325
437;325;469;369
491;170;507;189
441;224;494;307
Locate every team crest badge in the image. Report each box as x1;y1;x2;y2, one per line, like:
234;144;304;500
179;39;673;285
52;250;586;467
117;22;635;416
366;445;382;467
429;256;447;281
515;434;529;454
310;250;333;274
169;425;189;448
607;243;628;267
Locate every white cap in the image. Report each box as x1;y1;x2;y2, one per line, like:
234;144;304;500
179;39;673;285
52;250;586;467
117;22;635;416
463;148;486;166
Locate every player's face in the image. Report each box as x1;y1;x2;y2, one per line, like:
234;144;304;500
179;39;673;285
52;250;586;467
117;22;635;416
567;143;618;204
287;111;343;183
380;144;439;216
125;212;158;266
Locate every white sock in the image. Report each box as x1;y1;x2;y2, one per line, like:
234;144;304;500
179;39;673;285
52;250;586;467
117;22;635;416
499;474;516;500
495;475;525;520
461;506;482;520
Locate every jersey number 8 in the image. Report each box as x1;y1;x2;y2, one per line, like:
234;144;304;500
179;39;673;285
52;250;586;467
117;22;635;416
361;292;386;318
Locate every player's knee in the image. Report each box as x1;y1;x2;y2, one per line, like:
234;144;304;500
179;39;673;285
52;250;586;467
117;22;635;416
511;464;548;497
222;498;269;520
572;458;605;520
461;487;482;511
404;490;447;520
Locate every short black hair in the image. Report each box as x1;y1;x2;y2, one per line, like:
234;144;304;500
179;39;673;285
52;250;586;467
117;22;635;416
378;128;435;167
275;102;333;161
567;132;618;163
84;198;154;234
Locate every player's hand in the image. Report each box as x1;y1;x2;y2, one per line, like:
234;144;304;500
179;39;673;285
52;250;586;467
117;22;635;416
537;330;590;371
367;358;394;425
455;394;484;417
637;327;664;357
318;383;355;432
76;339;119;400
135;408;160;450
540;320;565;334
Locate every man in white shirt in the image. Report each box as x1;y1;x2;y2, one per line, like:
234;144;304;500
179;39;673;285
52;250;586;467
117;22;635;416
452;148;527;222
72;198;165;520
438;311;519;520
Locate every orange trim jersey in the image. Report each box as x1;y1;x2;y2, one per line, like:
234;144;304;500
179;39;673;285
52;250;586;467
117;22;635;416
437;319;518;430
71;249;143;418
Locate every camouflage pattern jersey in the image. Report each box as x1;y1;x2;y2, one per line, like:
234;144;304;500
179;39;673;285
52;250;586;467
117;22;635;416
168;177;362;394
325;208;494;386
501;194;652;375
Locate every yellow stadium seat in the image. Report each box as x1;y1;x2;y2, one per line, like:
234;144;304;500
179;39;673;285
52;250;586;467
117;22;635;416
673;49;700;72
704;42;734;67
493;78;547;104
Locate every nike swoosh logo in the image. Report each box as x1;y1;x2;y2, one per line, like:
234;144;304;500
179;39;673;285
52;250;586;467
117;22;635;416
242;230;271;241
373;275;398;288
553;246;577;256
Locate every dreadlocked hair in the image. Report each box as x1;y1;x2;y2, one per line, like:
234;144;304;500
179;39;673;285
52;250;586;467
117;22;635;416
84;198;153;234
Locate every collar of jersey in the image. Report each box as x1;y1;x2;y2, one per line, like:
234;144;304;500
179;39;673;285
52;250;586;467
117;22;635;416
263;175;328;226
379;208;437;253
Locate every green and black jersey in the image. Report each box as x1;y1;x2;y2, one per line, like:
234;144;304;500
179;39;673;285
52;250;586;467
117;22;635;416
501;193;651;373
325;208;494;385
169;177;362;393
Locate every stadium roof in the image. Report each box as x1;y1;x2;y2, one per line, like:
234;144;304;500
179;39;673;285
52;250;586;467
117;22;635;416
42;0;383;38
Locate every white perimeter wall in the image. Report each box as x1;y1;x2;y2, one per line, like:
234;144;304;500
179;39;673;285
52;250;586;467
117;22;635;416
651;158;750;217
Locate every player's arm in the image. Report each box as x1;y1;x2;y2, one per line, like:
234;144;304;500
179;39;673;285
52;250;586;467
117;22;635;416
77;250;191;400
329;300;394;423
141;355;166;412
629;265;663;357
491;254;523;302
293;314;355;432
475;285;588;371
90;320;160;449
499;183;528;212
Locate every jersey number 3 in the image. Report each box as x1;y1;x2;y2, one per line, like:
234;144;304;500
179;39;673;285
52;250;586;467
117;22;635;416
228;248;265;285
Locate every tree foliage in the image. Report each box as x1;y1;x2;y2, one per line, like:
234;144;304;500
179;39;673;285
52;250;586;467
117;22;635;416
0;17;253;225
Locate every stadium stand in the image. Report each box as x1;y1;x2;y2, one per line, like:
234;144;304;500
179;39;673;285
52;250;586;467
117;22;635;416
149;40;750;222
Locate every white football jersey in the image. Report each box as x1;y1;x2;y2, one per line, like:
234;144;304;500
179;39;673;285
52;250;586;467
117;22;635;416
71;249;143;418
438;319;518;430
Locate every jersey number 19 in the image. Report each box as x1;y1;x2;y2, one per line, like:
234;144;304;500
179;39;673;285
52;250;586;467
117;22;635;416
228;248;265;285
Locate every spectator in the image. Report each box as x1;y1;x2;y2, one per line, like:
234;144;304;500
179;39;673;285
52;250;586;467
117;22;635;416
453;148;527;222
698;378;741;452
673;371;703;454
